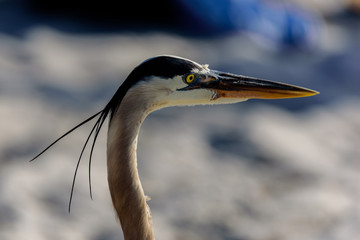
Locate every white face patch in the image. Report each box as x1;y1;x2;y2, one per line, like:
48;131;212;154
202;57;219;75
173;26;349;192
131;76;215;109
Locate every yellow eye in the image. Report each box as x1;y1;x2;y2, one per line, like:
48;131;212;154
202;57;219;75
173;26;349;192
185;74;195;84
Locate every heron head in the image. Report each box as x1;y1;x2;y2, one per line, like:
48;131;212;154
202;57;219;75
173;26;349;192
114;55;318;113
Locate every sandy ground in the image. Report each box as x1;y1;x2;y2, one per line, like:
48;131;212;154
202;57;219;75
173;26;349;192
1;18;360;240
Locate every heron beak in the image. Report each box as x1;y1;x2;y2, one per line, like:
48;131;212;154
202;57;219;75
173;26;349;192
181;71;319;100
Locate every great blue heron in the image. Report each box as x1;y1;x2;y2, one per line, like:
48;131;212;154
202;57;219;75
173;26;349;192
32;55;318;240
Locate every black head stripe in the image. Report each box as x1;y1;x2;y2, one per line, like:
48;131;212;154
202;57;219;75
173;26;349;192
131;56;202;80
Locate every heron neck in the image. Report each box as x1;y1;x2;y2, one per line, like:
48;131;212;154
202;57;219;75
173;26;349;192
107;100;155;240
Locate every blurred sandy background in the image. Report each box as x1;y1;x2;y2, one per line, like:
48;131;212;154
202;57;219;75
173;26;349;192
1;0;360;239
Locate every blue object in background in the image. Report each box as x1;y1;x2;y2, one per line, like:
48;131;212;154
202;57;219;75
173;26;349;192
177;0;320;47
